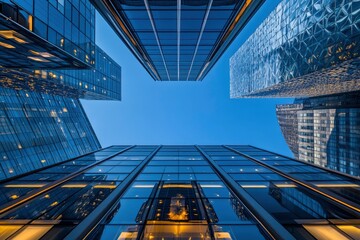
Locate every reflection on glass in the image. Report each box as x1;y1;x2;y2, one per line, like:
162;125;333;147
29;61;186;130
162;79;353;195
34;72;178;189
11;225;53;240
0;225;23;239
336;225;360;239
98;225;140;240
142;224;211;240
303;225;349;240
213;225;267;240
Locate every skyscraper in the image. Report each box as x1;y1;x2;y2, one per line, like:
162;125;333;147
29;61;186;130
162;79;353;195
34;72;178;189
0;0;95;69
277;91;360;177
91;0;264;81
0;87;101;180
0;1;122;100
0;145;359;239
0;45;122;100
0;0;122;179
230;0;360;98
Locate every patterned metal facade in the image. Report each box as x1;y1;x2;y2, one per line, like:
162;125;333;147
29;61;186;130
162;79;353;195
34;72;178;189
230;0;360;98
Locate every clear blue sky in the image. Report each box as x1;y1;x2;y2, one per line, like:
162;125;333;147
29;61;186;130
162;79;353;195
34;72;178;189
81;0;294;157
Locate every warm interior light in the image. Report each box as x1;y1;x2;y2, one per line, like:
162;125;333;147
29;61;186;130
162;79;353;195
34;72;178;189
27;56;50;62
336;225;360;239
215;232;232;239
11;225;53;240
28;15;33;31
118;232;138;240
29;50;55;58
275;183;297;188
303;225;349;240
0;226;23;239
93;184;117;189
0;41;15;49
168;194;188;220
10;194;19;200
0;30;28;44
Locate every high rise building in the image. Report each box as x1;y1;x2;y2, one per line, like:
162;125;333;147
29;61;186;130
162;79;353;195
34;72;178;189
276;91;360;177
0;45;122;100
230;0;360;98
0;145;359;239
0;1;122;101
0;87;101;180
0;0;95;69
91;0;264;81
0;0;123;179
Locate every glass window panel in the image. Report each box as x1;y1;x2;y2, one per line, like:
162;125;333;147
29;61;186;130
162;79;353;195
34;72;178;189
221;166;272;173
73;173;128;181
98;225;141;240
199;182;232;198
0;225;23;239
207;199;254;224
122;182;157;198
109;199;148;224
136;174;162;181
86;166;113;174
229;174;264;181
11;225;53;240
108;166;136;173
142;166;165;173
142;224;211;239
303;225;349;240
195;174;220;181
212;225;267;240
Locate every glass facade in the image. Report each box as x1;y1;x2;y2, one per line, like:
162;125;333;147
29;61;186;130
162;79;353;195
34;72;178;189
230;0;360;98
0;45;122;100
91;0;264;81
277;91;360;177
0;1;122;100
0;87;101;180
0;145;359;239
0;0;95;69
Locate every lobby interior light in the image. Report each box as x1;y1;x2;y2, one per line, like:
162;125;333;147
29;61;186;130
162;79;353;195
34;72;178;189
0;41;15;49
0;30;28;44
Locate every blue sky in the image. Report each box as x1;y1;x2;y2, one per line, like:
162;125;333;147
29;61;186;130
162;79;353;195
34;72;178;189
81;0;294;156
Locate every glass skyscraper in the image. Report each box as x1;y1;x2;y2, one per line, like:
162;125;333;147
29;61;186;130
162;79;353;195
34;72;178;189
0;0;122;179
0;145;359;239
230;0;360;98
0;87;101;180
0;0;122;100
0;0;95;69
0;45;122;100
277;91;360;177
91;0;264;81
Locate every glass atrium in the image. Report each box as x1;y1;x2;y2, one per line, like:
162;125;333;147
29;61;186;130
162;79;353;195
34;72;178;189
0;145;359;239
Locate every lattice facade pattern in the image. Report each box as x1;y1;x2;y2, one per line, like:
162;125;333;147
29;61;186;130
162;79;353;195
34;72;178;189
230;0;360;98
